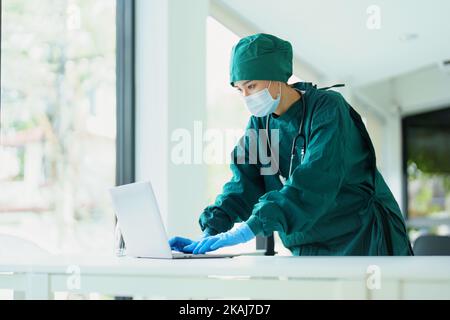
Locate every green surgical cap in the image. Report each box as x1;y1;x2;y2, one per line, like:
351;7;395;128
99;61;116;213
229;33;293;87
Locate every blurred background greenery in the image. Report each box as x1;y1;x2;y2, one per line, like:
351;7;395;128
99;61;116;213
0;0;116;254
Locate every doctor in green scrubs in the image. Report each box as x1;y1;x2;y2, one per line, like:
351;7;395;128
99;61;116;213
169;33;413;256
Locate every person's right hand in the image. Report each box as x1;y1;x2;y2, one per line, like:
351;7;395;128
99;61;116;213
169;236;197;253
169;231;210;253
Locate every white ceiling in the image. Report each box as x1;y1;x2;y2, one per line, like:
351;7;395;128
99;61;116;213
217;0;450;86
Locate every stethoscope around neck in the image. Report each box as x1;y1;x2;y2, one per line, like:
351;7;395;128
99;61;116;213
265;87;306;185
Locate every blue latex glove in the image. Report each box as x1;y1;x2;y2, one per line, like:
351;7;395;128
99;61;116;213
169;236;195;252
192;223;255;254
169;231;210;253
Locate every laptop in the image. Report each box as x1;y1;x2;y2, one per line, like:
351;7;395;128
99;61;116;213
109;181;236;259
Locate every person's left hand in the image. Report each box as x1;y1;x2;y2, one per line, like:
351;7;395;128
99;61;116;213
191;223;255;254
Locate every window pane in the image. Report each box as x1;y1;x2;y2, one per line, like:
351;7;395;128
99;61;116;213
0;0;116;254
206;16;245;203
404;108;450;222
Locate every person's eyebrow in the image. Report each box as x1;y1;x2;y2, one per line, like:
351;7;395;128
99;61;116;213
235;80;252;89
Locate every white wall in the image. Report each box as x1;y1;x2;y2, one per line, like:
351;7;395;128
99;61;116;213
394;64;450;116
135;0;209;238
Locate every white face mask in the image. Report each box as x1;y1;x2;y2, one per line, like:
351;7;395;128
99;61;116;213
243;81;281;117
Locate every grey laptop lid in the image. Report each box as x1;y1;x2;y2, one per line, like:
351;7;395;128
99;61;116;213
109;181;236;259
110;181;174;258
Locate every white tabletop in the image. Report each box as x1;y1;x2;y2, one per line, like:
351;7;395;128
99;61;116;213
2;254;450;281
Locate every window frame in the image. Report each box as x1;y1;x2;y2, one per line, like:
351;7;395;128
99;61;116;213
116;0;136;187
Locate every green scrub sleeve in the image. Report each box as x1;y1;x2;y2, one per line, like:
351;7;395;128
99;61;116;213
199;118;266;236
246;93;349;237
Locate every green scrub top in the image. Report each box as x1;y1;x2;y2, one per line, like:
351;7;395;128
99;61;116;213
199;81;413;256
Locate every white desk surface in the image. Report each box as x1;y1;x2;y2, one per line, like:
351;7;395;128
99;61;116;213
1;254;450;280
2;253;450;299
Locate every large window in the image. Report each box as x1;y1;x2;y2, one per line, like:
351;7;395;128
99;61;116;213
205;16;246;204
403;107;450;232
205;16;253;254
206;17;301;255
0;0;116;254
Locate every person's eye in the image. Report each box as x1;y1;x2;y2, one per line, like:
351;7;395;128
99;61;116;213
248;84;256;90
